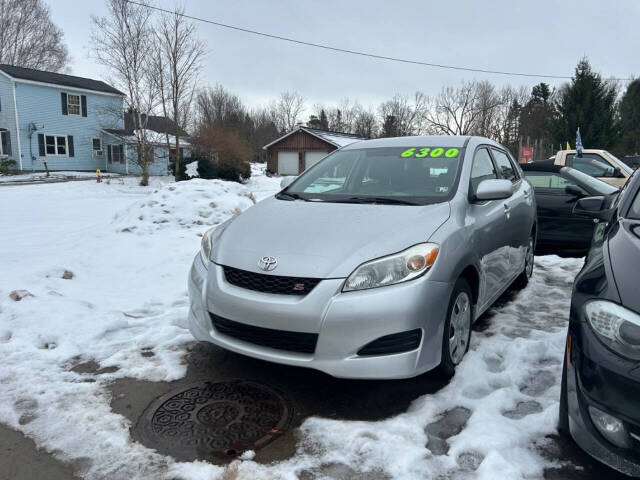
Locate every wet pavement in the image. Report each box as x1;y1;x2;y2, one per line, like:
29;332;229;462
0;282;633;479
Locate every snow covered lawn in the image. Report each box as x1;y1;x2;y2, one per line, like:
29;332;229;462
0;165;584;479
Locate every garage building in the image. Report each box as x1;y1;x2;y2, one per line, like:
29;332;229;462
263;126;367;175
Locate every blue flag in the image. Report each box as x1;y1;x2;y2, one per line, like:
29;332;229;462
576;128;583;158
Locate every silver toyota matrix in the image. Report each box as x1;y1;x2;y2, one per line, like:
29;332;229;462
188;136;536;379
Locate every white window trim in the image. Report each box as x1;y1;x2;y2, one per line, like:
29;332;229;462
0;130;6;156
44;134;69;157
67;93;81;116
92;137;103;156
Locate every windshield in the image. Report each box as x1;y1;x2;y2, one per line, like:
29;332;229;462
604;151;634;175
562;167;619;195
280;146;464;205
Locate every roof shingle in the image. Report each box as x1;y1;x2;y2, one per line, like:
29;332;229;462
0;64;124;95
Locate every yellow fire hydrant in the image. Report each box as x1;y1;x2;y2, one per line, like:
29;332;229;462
96;169;102;183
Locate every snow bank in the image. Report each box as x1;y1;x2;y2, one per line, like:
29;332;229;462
111;178;256;234
1;165;586;480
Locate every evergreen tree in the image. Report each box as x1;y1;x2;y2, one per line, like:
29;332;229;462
381;115;398;137
552;58;618;149
617;79;640;155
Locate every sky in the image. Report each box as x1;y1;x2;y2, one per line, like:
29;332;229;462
50;0;640;112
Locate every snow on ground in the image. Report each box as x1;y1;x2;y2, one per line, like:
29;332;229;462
0;171;121;184
0;165;583;479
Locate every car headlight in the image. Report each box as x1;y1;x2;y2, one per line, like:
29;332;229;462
199;227;215;268
585;300;640;360
343;243;439;292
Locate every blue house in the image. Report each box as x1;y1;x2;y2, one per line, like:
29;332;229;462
0;64;190;175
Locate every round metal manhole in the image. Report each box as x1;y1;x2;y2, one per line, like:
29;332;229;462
139;380;292;461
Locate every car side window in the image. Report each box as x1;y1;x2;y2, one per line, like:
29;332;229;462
492;149;518;183
470;148;498;196
523;171;577;191
567;154;614;177
629;188;640;220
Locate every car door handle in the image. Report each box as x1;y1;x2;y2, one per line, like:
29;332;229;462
523;190;530;198
503;204;511;216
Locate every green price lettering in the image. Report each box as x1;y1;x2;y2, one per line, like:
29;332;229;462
415;147;431;158
445;148;459;158
401;148;415;157
430;147;444;157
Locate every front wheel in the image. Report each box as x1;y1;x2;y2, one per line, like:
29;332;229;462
435;278;473;379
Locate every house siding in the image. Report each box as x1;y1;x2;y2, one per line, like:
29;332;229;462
0;74;18;164
14;82;123;171
265;130;336;174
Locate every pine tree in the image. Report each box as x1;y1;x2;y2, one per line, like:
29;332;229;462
617;79;640;155
381;115;398;137
552;58;618;149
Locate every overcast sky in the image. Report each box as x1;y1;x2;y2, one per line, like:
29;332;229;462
50;0;639;111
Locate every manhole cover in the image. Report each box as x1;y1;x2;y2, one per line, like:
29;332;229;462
139;380;292;461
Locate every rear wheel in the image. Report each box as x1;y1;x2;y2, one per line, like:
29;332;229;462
513;234;535;289
435;278;473;379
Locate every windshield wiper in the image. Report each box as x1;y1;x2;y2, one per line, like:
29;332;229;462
335;196;419;206
276;191;309;201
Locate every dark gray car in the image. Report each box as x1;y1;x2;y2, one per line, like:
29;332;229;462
188;136;537;379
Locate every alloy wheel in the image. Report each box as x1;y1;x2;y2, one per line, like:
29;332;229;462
525;237;534;279
448;292;471;365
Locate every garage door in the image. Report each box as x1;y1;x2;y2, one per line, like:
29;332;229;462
304;151;328;170
278;152;299;175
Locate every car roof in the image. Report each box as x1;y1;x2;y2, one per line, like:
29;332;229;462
340;135;491;150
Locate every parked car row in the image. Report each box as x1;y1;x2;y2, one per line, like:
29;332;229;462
188;136;640;477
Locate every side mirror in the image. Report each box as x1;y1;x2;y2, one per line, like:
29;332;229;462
475;179;513;201
573;195;614;222
565;184;586;197
614;167;625;178
280;176;297;189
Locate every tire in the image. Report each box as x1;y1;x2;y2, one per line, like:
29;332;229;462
558;344;570;436
513;233;535;290
435;278;473;379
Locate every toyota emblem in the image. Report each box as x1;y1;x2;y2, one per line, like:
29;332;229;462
258;255;278;272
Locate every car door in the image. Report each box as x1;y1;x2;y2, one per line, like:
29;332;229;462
468;147;512;307
491;148;532;278
523;170;595;249
567;153;627;188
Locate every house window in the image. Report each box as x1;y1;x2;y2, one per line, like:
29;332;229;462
109;144;123;164
92;138;103;157
67;94;81;115
0;130;8;156
45;135;68;156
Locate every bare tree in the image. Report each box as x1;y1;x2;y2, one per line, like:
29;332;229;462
0;0;69;71
471;80;502;137
425;82;482;136
353;108;378;138
270;92;305;132
196;84;247;129
155;6;205;181
378;92;428;136
91;0;157;185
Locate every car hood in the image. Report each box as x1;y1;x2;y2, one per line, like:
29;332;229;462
608;219;640;313
212;197;451;278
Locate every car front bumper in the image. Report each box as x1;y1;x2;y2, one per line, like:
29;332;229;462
188;255;453;379
566;322;640;477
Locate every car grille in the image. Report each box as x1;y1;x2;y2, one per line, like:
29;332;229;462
210;313;318;354
357;329;422;356
222;265;321;295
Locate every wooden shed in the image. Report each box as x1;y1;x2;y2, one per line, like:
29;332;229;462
263;126;367;175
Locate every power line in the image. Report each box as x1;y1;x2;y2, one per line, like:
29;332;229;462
126;0;632;82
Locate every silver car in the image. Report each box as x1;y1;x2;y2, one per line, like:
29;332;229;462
188;136;536;379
